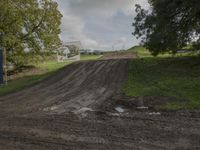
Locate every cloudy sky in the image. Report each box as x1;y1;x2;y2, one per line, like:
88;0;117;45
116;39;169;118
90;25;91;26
56;0;149;50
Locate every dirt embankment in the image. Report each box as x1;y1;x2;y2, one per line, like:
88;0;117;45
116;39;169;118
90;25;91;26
0;58;200;150
102;52;137;60
0;59;129;115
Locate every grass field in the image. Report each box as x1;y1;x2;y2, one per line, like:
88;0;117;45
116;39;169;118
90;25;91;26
128;46;152;58
128;46;199;58
125;47;200;110
0;61;70;96
0;55;101;96
80;54;102;61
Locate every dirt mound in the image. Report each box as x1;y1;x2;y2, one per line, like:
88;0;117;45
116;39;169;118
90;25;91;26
0;59;129;115
0;59;200;150
102;52;137;60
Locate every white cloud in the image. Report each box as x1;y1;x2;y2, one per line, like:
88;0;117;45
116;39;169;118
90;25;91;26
82;39;99;49
61;14;84;37
57;2;99;49
68;0;132;17
56;0;149;50
118;37;127;43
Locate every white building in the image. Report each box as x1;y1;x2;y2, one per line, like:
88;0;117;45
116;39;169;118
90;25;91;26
57;41;82;62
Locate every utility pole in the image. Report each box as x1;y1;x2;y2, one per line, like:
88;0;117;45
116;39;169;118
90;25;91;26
112;45;115;51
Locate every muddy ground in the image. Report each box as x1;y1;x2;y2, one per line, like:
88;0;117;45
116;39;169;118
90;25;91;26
0;59;200;150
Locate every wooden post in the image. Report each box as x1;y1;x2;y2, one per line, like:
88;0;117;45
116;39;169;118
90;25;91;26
3;48;7;85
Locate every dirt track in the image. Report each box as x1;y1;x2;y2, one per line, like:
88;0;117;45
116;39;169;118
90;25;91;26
0;59;200;150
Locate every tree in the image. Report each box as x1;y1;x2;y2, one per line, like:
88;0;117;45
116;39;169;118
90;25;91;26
133;0;200;56
0;0;62;66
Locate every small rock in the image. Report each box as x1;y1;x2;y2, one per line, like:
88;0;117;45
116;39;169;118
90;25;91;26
137;106;149;110
75;107;93;114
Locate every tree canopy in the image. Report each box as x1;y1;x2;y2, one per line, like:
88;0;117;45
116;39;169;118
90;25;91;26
0;0;62;66
133;0;200;56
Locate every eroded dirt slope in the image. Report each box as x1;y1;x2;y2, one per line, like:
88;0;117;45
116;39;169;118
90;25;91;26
0;59;200;150
0;59;129;115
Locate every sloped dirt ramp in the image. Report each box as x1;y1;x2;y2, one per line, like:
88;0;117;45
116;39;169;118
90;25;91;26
0;59;200;150
0;59;129;115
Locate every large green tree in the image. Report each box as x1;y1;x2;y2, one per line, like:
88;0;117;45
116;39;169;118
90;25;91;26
0;0;62;66
133;0;200;56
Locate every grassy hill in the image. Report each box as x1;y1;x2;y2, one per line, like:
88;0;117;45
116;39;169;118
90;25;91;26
124;46;200;110
0;55;101;96
128;46;151;58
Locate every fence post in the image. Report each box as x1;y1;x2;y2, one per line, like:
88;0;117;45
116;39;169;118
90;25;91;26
3;48;7;85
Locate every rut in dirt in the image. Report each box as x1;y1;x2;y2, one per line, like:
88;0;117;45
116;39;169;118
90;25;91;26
0;59;129;115
0;59;200;150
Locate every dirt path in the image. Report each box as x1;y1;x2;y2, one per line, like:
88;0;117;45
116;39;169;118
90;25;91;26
0;59;200;150
0;59;129;115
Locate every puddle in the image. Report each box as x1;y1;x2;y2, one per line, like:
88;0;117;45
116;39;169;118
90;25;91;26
115;107;125;113
137;106;149;110
111;113;120;116
43;106;58;112
149;112;161;115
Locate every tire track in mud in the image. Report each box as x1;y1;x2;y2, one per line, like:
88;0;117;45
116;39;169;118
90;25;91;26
0;59;200;150
0;114;200;150
0;59;129;115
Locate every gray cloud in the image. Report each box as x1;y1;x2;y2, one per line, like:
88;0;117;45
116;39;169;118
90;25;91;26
56;0;149;50
68;0;131;17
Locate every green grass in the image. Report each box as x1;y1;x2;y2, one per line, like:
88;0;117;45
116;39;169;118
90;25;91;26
128;45;200;58
80;55;102;61
128;46;152;58
36;60;71;72
0;73;49;96
0;61;71;96
124;56;200;110
0;54;102;96
128;46;175;58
